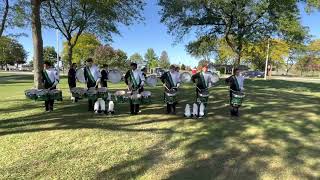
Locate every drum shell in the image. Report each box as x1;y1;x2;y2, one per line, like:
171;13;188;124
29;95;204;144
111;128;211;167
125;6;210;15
231;93;245;106
164;93;177;104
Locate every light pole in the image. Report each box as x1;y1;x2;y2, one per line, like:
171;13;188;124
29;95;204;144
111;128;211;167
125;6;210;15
264;38;270;80
56;29;60;74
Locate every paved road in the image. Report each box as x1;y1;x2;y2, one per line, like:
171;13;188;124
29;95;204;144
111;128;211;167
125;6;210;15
271;76;320;83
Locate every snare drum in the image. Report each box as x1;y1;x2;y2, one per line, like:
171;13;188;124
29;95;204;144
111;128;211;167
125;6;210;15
141;91;152;104
97;87;108;99
231;92;245;106
197;89;209;104
114;90;129;103
164;90;177;104
130;90;142;105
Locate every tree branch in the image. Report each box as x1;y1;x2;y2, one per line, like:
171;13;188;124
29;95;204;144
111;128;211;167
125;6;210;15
0;0;9;37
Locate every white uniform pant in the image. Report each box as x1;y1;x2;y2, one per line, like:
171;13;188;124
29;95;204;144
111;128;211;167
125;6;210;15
94;98;105;111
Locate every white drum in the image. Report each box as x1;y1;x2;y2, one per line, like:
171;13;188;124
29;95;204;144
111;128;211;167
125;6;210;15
180;72;192;83
108;69;122;83
146;75;157;87
76;68;86;83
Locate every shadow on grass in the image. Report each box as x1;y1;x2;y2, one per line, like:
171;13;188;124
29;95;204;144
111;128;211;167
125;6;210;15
1;78;320;179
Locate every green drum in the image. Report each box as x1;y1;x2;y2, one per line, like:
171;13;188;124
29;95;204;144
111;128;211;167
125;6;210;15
165;92;177;104
197;89;209;104
36;90;50;101
141;91;151;104
130;92;141;105
114;91;129;104
231;92;245;106
97;87;108;99
49;90;63;101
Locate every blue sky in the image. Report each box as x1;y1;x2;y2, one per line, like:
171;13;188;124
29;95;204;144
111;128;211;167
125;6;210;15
5;1;320;67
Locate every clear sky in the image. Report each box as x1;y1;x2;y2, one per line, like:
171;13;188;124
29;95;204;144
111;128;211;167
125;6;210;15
5;1;320;67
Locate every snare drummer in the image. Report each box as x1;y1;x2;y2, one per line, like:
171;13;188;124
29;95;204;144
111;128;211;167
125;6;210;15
84;58;101;111
68;63;78;102
124;62;145;115
191;64;215;99
225;68;245;116
160;65;181;114
42;61;59;112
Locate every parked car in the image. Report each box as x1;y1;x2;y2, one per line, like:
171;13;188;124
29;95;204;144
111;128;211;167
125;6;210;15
242;71;264;78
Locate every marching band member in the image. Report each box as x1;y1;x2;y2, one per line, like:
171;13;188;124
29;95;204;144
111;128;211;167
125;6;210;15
191;65;215;99
191;64;216;117
160;65;181;114
124;62;145;115
42;61;59;112
68;63;78;103
225;68;245;116
84;58;101;112
100;64;109;88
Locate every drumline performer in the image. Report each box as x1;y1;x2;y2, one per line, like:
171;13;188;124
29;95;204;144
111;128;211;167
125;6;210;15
68;63;78;103
225;68;245;116
124;62;145;115
42;61;59;112
160;65;181;114
191;64;216;117
84;58;101;112
100;64;109;88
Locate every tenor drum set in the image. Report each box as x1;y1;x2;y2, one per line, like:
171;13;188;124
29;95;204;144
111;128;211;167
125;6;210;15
25;89;63;101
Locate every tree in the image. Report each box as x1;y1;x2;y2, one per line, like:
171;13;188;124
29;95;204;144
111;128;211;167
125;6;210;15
62;33;101;65
158;51;170;69
197;60;210;69
129;53;144;63
186;36;217;61
42;0;145;67
244;39;289;71
181;64;186;70
93;45;129;71
43;46;57;64
159;0;304;66
0;0;9;37
0;36;27;69
144;48;158;68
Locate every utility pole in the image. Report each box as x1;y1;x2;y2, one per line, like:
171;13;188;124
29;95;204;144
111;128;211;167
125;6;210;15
264;38;270;80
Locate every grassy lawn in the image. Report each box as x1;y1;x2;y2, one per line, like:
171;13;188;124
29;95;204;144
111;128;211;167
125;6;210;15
0;73;319;179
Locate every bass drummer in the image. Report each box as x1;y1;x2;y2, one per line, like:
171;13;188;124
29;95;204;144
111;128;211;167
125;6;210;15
124;62;145;115
100;64;109;88
84;58;101;112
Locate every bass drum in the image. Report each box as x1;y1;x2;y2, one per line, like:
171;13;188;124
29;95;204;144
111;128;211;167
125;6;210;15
210;72;220;83
146;75;157;87
76;68;86;83
180;72;192;83
108;69;122;83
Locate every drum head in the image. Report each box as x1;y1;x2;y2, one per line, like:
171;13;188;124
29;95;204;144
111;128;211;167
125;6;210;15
180;72;192;83
108;69;122;83
210;72;220;83
76;68;86;83
146;75;157;87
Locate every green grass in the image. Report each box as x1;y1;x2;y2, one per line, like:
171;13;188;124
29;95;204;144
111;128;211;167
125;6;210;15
0;73;319;179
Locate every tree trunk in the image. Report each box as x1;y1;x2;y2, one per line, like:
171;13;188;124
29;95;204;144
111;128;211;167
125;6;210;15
31;0;44;89
67;42;73;67
0;0;9;37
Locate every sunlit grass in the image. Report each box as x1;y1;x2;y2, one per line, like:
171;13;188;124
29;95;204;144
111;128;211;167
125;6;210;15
0;73;319;179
